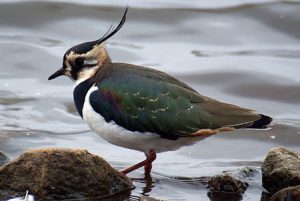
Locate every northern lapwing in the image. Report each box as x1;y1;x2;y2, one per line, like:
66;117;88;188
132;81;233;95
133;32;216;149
48;7;272;176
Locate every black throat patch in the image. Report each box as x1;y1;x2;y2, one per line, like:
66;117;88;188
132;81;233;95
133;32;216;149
73;78;94;118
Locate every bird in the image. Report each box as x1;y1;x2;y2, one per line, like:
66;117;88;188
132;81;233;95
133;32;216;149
48;7;272;176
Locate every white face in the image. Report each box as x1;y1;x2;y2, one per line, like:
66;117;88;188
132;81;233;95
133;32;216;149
63;44;109;82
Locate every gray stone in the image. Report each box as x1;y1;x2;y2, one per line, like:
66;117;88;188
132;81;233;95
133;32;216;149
262;147;300;193
0;148;132;201
0;151;9;166
269;185;300;201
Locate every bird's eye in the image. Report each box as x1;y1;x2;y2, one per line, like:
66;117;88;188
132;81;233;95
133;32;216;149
74;57;84;67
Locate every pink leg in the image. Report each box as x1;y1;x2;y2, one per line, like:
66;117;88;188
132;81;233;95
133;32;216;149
144;151;156;176
121;150;157;175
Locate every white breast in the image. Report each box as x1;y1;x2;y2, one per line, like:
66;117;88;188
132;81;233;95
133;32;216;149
82;86;202;153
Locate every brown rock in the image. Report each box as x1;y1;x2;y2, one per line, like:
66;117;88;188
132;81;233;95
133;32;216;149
0;148;132;201
208;175;248;194
207;167;257;194
262;147;300;193
140;195;164;201
269;185;300;201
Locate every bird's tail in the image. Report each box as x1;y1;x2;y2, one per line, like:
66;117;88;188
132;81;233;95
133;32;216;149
247;114;273;129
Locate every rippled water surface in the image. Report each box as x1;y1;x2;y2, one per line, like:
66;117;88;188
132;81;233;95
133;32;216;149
1;0;300;200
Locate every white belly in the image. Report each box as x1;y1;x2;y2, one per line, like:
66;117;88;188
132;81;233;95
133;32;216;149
82;86;202;153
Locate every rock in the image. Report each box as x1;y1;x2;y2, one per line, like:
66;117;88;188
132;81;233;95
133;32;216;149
208;175;248;194
207;167;258;194
0;148;132;201
260;191;272;201
269;185;300;201
140;195;164;201
262;147;300;193
0;151;9;166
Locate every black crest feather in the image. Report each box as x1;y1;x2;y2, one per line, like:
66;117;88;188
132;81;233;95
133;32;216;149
64;6;128;56
96;5;128;44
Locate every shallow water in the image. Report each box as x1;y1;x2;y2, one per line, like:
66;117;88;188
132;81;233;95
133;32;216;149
0;0;300;200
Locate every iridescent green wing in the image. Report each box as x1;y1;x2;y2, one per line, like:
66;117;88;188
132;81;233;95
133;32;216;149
89;65;260;139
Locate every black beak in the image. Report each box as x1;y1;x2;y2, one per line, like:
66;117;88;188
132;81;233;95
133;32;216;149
48;67;65;80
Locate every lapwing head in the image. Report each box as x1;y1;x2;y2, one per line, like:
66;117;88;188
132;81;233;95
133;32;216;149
48;6;128;82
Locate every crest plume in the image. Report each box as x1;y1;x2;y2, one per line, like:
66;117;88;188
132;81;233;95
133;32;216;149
62;6;128;56
96;5;128;44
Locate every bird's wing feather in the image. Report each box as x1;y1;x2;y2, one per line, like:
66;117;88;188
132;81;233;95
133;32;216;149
89;65;260;139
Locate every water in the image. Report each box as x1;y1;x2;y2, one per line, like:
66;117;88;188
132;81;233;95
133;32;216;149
0;0;300;200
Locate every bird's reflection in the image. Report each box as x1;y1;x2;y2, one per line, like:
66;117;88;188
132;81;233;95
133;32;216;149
131;174;155;195
142;175;155;195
